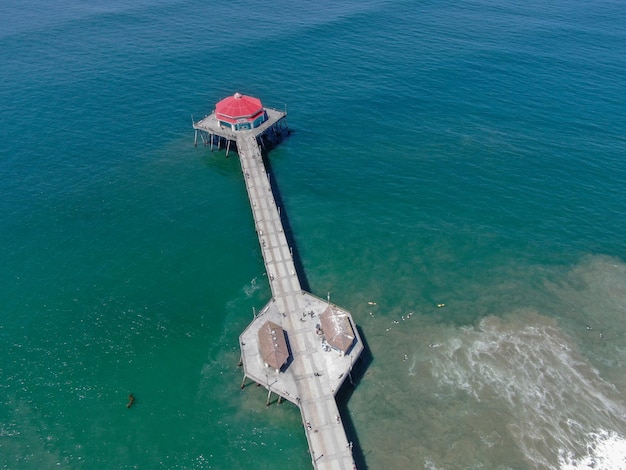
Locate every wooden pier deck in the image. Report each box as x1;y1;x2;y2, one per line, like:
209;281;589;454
194;110;363;470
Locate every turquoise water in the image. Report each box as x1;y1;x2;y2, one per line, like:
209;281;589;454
1;0;626;468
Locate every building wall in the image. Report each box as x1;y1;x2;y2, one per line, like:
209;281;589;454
219;110;267;131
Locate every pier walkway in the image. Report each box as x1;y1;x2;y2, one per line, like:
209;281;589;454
193;109;363;470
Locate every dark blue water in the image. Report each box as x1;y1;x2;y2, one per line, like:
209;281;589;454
1;0;626;468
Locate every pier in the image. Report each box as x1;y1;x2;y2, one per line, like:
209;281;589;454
193;94;363;470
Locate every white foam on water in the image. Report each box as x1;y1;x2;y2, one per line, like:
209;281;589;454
408;354;417;376
243;277;260;298
430;308;626;468
558;428;626;470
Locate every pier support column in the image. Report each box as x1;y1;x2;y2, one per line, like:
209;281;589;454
240;374;247;390
266;389;272;406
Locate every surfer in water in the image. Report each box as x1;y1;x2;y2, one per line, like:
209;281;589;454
127;393;135;408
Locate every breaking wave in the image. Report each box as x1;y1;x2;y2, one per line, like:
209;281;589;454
431;308;626;468
559;428;626;470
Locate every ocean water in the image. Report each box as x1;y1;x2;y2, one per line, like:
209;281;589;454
1;0;626;468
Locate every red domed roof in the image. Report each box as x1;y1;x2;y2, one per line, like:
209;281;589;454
215;93;264;123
